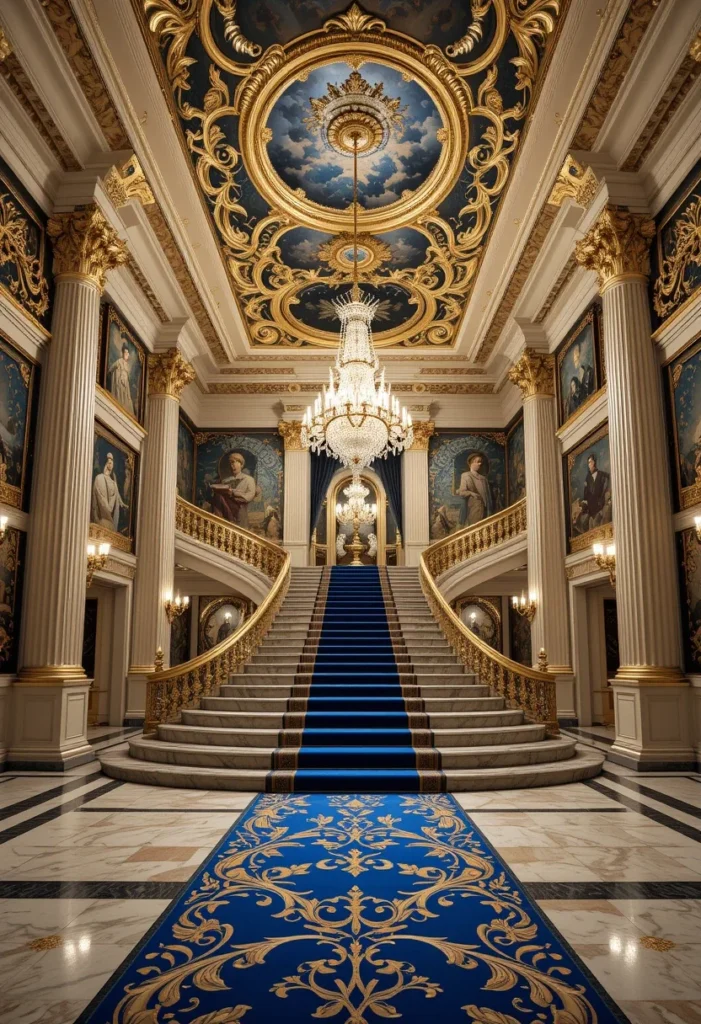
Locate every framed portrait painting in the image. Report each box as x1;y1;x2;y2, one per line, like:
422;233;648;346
564;423;613;553
198;596;252;653
665;334;701;511
556;303;604;427
506;413;526;504
90;424;138;553
0;330;37;511
177;412;195;502
428;430;506;540
0;525;26;674
99;303;148;425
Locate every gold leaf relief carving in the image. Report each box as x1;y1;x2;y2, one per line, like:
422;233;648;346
575;205;655;289
653;194;701;318
48;205;128;291
0;191;50;317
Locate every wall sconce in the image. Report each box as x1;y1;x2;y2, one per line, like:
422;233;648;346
86;542;110;586
694;516;701;542
164;592;190;624
593;542;616;586
512;592;537;622
0;515;8;546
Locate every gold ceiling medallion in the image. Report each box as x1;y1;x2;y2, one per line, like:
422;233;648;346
145;0;562;349
318;232;391;274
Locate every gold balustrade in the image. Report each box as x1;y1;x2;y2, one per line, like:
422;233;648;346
175;497;286;580
419;500;558;736
424;498;527;578
144;502;291;734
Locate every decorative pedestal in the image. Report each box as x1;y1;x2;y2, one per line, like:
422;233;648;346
11;206;127;769
279;421;310;566
576;206;692;768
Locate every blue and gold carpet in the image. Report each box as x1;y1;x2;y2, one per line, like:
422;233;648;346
266;566;445;793
79;793;629;1023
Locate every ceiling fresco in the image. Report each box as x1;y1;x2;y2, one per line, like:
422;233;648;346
141;0;563;351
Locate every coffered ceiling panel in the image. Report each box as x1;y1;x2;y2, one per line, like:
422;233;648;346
139;0;564;351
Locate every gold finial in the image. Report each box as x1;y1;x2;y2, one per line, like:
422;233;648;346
154;646;164;672
538;648;549;672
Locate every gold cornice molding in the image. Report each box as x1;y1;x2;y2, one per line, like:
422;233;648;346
102;155;155;209
571;0;660;152
47;205;128;291
535;255;577;324
508;347;555;398
408;420;435;451
574;205;655;290
204;381;495;396
125;255;168;323
147;348;195;399
277;419;305;452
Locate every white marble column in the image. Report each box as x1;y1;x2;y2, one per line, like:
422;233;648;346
402;421;434;567
279;420;310;566
127;348;194;718
509;347;574;717
11;205;127;769
576;206;693;768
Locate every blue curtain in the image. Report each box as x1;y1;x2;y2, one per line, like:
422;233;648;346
309;452;339;537
371;453;403;534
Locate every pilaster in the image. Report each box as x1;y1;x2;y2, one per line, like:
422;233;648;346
11;204;127;769
575;205;693;769
509;345;574;718
128;345;195;719
402;421;434;567
278;420;310;566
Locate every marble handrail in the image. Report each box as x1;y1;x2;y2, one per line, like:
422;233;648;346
419;499;558;736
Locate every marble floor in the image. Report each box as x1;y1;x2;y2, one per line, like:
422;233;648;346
1;733;700;1023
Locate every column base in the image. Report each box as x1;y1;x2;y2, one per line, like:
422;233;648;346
283;541;310;567
549;668;576;722
126;671;150;722
608;670;696;772
8;674;94;772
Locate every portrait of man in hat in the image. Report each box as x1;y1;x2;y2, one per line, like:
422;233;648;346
456;451;497;526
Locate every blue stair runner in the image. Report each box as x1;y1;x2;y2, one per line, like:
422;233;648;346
266;565;444;792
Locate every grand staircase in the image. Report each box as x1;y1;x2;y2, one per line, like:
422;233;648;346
100;565;603;790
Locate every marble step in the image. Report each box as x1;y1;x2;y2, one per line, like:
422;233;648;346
123;735;578;771
242;662;468;675
230;671;474;686
180;708;524;730
156;722;545;749
220;682;491;698
249;653;462;665
200;694;505;713
99;746;604;792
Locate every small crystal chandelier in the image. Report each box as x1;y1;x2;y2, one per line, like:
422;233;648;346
336;476;377;566
301;76;413;471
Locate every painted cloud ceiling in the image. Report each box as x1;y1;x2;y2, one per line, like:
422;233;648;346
141;0;563;351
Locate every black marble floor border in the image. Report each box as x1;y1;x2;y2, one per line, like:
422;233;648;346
601;768;701;819
564;727;614;746
583;778;701;843
78;806;252;813
0;779;123;844
0;880;186;899
88;728;141;746
528;880;701;900
464;807;628;813
0;768;105;822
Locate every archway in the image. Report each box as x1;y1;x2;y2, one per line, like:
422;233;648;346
325;468;388;566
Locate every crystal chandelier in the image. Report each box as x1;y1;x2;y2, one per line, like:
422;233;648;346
336;476;377;566
301;74;414;471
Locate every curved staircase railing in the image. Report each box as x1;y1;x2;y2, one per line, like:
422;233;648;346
419;499;559;736
144;501;291;734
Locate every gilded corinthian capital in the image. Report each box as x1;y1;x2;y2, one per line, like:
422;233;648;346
278;420;304;451
508;348;555;399
148;348;195;399
408;420;435;451
574;206;655;290
47;204;128;291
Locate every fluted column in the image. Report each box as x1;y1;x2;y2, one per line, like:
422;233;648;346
509;348;574;717
278;420;310;566
11;206;127;769
402;421;434;567
128;350;194;704
576;206;693;768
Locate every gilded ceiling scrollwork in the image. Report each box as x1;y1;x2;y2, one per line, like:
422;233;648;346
142;0;562;350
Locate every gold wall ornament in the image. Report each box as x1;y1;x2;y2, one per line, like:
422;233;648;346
408;420;435;450
653;194;701;318
47;205;128;291
147;348;196;398
218;0;262;57
691;30;701;63
445;0;490;58
277;419;305;451
102;155;155;208
575;206;656;290
0;28;13;61
0;192;50;319
508;347;555;399
548;154;599;208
